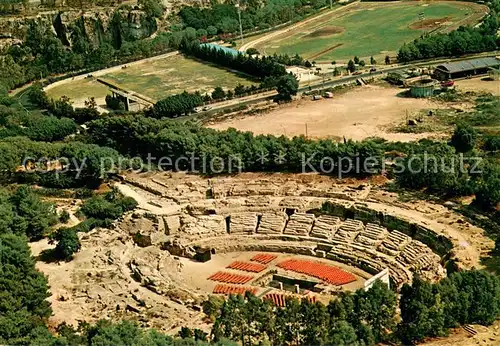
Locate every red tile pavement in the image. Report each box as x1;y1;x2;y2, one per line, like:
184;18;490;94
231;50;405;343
277;259;356;285
227;261;267;273
250;253;278;264
208;271;254;284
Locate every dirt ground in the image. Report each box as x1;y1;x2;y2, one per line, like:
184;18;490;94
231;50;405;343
455;78;500;96
208;84;445;142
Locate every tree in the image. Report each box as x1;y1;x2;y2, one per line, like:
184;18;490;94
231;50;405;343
196;28;208;38
385;55;391;65
9;186;57;240
451;123;477;152
194;328;207;341
360;280;397;343
51;228;81;260
347;60;356;73
138;0;164;18
211;86;226;100
203;295;225;321
207;25;218;36
331;60;336;65
398;275;446;344
359;60;366;67
246;48;259;55
353;56;360;64
276;73;299;100
370;56;376;65
328;320;359;346
304;60;312;68
0;233;52;343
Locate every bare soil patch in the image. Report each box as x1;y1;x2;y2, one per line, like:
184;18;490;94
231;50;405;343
454;78;500;96
304;26;344;38
208;85;446;142
409;16;452;30
308;43;344;60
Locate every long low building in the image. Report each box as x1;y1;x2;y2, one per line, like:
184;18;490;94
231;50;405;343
434;57;500;80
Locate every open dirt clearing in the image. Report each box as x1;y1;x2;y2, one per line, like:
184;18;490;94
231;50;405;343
454;78;500;96
208;85;445;142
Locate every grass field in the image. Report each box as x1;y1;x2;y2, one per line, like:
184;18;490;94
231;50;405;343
254;1;487;62
46;54;255;103
101;55;255;101
46;78;110;101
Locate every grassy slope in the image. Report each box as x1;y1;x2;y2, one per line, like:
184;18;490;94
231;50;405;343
256;2;476;61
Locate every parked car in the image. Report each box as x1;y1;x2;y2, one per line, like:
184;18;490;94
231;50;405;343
441;80;454;87
352;71;362;75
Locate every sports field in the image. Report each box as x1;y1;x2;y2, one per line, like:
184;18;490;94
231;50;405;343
46;54;255;103
253;1;487;62
101;55;255;101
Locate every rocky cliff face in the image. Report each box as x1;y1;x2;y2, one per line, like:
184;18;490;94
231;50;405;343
0;7;157;50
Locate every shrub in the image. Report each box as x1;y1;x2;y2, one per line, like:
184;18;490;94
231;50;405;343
52;227;81;260
59;210;70;223
451;124;477;152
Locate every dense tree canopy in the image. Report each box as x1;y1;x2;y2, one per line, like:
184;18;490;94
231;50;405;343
178;0;323;36
0;233;52;344
0;186;57;240
212;280;396;345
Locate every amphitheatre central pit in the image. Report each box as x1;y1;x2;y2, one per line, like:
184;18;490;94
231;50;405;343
33;172;494;334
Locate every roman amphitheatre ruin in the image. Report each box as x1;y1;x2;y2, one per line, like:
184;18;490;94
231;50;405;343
35;171;495;336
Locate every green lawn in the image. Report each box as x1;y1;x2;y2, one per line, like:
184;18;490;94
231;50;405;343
102;54;255;101
255;1;484;62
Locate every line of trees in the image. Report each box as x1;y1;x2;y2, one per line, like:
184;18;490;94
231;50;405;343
399;271;500;343
181;42;287;79
150;91;204;118
85;115;384;175
211;280;396;345
206;270;500;345
0;136;122;188
397;1;500;62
